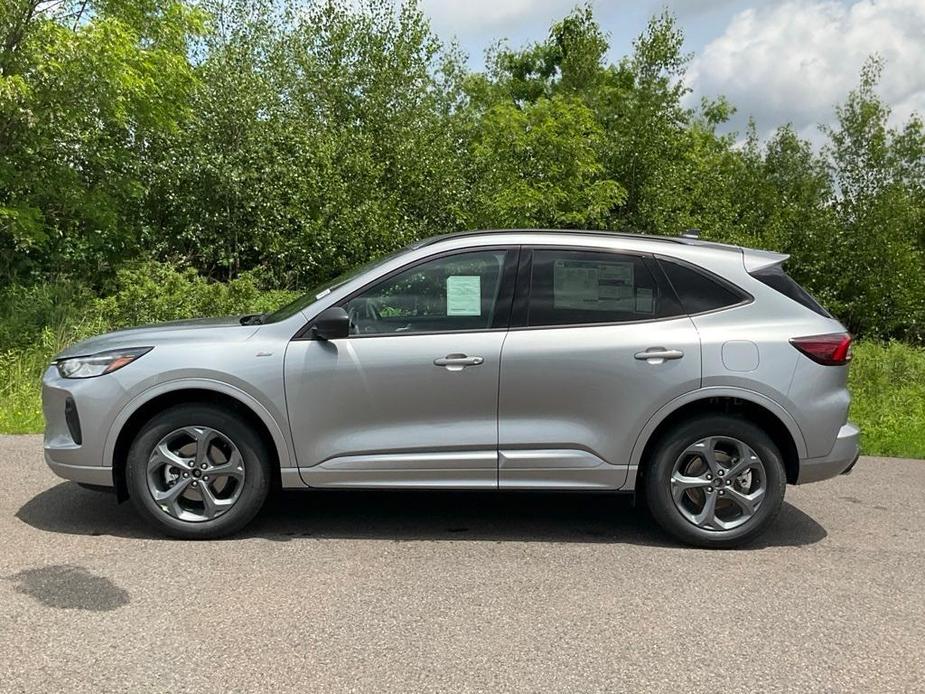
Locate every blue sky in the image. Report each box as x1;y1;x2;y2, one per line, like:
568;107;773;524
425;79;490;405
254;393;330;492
418;0;925;143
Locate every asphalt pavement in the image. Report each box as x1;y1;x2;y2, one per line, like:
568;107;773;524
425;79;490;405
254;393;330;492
1;434;923;693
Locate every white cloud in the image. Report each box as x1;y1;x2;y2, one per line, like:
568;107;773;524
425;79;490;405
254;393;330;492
687;0;925;140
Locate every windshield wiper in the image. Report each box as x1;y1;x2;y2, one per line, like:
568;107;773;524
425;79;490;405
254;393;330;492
240;313;265;326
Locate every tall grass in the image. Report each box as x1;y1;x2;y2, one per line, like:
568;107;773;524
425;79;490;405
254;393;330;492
0;328;78;433
0;283;113;433
849;341;925;458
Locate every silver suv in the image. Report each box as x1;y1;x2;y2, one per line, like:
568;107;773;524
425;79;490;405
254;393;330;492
42;230;859;547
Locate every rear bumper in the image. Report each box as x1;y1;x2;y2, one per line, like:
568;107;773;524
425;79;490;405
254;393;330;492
796;422;860;484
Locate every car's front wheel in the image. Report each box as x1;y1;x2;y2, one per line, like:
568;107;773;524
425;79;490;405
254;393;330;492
644;415;786;548
126;404;270;539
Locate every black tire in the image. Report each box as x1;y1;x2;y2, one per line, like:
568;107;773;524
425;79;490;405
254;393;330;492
126;404;270;539
644;415;786;549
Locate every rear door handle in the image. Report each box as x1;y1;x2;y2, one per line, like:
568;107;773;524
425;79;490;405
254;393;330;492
434;354;484;371
634;348;684;363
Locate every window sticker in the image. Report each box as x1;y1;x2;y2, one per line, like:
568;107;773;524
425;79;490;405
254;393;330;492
446;275;482;316
635;287;654;314
554;260;636;311
554;263;599;308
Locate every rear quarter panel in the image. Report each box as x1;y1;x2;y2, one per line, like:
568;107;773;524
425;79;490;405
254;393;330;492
691;272;850;459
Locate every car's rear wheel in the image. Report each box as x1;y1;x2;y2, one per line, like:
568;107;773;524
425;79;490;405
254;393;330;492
644;415;786;548
126;404;270;539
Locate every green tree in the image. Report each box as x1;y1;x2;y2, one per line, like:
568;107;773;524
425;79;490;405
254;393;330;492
146;0;468;286
0;0;205;283
821;58;925;340
604;11;692;232
1;1;923;343
464;95;625;228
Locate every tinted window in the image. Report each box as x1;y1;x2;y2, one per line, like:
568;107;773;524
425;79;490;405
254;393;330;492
344;250;508;335
659;258;747;314
750;265;832;318
527;250;681;327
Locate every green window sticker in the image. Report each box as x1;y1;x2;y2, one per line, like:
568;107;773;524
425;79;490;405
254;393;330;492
446;275;482;316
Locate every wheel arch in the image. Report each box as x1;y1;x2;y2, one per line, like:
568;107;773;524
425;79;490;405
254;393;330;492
629;388;806;490
106;380;292;501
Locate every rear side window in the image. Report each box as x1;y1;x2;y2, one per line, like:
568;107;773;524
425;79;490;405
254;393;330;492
658;258;747;314
526;250;682;327
749;265;832;318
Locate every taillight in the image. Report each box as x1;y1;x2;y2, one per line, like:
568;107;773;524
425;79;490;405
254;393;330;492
789;333;852;365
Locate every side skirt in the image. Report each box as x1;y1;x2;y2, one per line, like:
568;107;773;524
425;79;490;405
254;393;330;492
285;449;629;490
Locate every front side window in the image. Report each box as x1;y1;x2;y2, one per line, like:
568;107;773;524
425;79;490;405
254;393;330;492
344;250;509;335
526;249;681;327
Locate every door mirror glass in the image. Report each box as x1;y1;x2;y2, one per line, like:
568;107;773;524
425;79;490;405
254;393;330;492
311;306;351;340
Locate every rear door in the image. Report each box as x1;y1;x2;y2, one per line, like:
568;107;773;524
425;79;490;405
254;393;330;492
497;247;702;489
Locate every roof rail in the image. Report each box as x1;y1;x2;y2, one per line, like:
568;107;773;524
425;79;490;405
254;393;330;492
413;228;695;249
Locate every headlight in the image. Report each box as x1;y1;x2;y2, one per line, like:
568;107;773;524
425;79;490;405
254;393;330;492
56;347;153;379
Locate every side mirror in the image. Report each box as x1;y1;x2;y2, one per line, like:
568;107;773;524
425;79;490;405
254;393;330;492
311;306;350;340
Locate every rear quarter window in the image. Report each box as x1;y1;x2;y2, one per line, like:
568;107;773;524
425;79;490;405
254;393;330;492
749;265;832;318
658;258;748;314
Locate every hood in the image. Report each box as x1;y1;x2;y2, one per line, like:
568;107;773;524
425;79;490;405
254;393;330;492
54;316;259;360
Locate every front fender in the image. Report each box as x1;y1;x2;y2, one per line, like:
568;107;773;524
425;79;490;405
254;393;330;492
102;377;295;469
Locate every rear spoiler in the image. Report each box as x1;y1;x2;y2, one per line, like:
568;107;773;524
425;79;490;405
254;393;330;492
742;248;789;273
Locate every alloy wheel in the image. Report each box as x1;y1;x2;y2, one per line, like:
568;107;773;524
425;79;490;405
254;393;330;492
669;436;767;531
146;426;246;522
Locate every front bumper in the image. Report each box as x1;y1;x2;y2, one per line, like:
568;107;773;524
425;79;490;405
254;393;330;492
43;365;125;488
796;422;860;484
45;453;114;486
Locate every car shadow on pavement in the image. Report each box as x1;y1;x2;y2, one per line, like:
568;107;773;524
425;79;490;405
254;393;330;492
16;482;827;549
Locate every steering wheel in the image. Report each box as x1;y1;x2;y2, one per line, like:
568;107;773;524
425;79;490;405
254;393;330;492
346;299;382;333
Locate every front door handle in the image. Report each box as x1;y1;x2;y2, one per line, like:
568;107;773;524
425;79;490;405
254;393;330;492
434;354;484;371
634;348;684;363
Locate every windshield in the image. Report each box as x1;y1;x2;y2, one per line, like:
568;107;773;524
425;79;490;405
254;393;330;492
262;245;413;323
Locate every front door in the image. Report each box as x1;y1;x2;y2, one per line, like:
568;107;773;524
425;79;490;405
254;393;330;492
498;247;702;489
285;247;518;488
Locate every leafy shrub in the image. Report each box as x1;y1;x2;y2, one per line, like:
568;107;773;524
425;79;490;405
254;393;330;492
0;282;106;351
95;262;295;328
0;263;297;433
